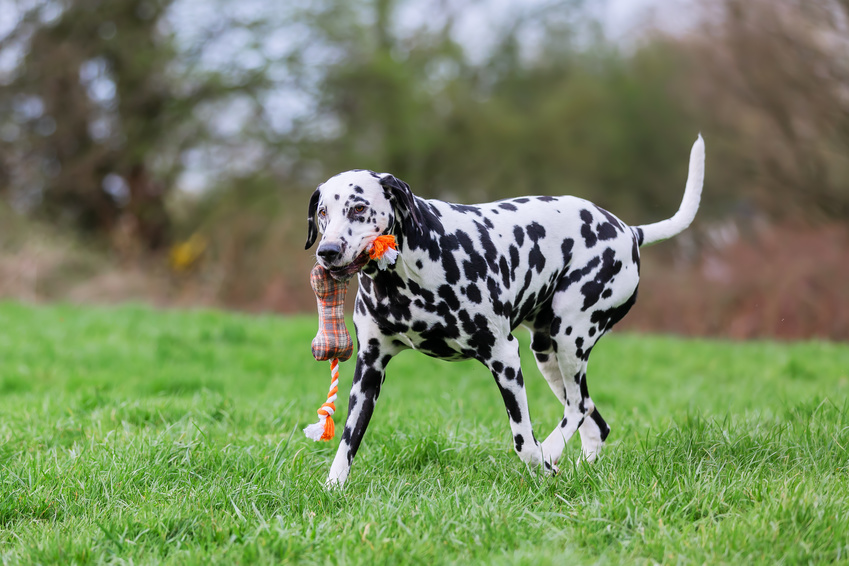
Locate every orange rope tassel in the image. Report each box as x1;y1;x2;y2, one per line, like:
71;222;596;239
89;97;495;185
369;234;396;259
368;235;398;270
303;358;340;441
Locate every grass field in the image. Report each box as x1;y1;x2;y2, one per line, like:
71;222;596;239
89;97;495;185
0;302;848;564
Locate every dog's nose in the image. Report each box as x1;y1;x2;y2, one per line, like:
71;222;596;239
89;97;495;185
317;242;343;263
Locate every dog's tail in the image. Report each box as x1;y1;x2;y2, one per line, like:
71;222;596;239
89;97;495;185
635;134;705;247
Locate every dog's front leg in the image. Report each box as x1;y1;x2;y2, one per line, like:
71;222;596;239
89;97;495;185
326;335;398;488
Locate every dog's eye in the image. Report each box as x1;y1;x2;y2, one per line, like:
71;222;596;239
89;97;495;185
318;209;326;218
354;205;366;213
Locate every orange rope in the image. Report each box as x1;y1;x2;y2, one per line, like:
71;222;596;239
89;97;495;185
304;358;340;441
368;234;396;260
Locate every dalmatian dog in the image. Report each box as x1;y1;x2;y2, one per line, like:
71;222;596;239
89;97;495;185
305;136;705;487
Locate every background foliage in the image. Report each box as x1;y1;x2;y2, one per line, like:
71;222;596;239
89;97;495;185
1;0;848;338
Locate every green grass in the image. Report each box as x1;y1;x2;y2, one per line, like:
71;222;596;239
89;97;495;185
0;302;848;565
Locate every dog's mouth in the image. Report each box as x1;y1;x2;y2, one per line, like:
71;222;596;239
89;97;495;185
325;251;371;281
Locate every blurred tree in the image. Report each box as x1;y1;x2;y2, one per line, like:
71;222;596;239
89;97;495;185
692;0;849;221
0;0;267;250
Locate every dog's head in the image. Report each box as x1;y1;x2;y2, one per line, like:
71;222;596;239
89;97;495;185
305;170;422;279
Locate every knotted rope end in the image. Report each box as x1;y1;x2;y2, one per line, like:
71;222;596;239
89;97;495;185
303;416;335;442
368;235;398;270
304;358;340;442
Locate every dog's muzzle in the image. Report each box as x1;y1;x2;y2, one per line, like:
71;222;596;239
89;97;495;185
317;242;371;281
317;242;344;264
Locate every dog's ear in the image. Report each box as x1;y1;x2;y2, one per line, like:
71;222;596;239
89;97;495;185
379;174;423;232
305;187;321;250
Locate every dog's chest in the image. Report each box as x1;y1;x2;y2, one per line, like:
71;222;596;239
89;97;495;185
354;270;486;360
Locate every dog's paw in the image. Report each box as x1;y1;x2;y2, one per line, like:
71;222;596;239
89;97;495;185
543;459;560;476
580;447;601;464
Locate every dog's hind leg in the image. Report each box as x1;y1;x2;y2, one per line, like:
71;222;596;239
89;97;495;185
527;324;602;465
525;324;568;407
526;324;582;466
543;351;608;463
485;334;556;473
540;355;609;464
578;403;610;463
539;347;588;465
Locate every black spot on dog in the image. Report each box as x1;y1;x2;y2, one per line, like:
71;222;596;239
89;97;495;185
360;277;372;293
476;224;499;271
514;434;525;452
631;236;640;273
499;256;511;287
450;203;482;216
581;223;597;248
513;226;525;247
597;222;618;241
561;238;574;265
499;202;517;211
591;288;638;333
580;248;622;311
486;277;501;299
466;283;482;303
557;256;601;292
594;205;624;231
531;333;552;352
438;285;461;311
455;230;476;255
497;384;521;423
509;245;520;278
468;314;497;361
408;280;435;303
551;317;562;335
442;252;460;285
528;244;545;274
526;222;545;242
590;407;611;441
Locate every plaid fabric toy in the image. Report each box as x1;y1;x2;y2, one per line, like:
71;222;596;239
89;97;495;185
309;263;353;362
303;235;398;442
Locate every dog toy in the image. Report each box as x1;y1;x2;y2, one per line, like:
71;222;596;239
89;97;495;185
303;235;397;441
368;235;398;270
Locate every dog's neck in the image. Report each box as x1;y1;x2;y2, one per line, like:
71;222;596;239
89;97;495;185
359;202;441;290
